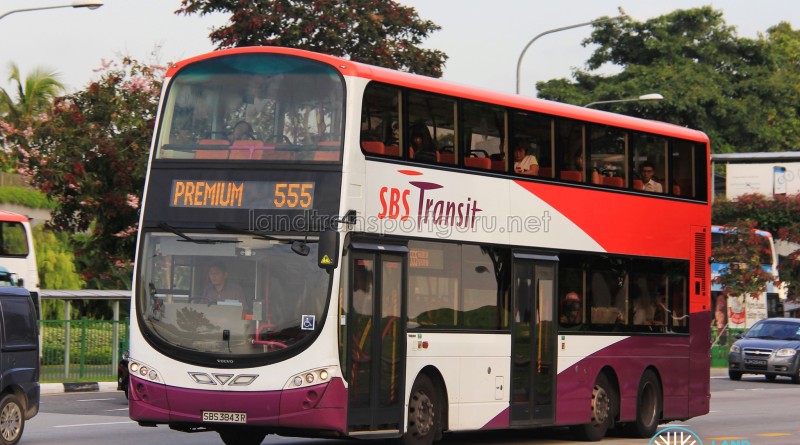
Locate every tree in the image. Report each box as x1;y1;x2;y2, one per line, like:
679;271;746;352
12;57;164;289
33;226;85;320
536;7;800;154
0;63;65;172
176;0;448;77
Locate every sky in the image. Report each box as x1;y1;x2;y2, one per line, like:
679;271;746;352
1;0;799;98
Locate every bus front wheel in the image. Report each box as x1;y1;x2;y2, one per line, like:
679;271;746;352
571;373;615;442
401;374;441;445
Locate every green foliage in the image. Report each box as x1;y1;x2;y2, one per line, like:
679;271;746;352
0;185;54;209
536;7;800;154
10;58;164;290
177;0;448;77
0;62;65;126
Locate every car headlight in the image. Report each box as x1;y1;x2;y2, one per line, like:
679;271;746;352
730;344;740;353
776;348;797;357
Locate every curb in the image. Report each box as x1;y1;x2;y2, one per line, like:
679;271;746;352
41;382;119;395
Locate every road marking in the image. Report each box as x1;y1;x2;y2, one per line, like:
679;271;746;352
76;398;116;402
104;408;129;412
757;433;792;437
54;421;136;428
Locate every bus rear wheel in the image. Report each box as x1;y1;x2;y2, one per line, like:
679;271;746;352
218;428;266;445
623;369;662;438
400;374;441;445
571;373;615;442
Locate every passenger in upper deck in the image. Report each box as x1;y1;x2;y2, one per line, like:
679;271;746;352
230;121;255;142
513;141;539;175
639;161;663;193
409;123;436;162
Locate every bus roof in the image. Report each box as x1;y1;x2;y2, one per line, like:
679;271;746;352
0;211;30;223
165;46;710;144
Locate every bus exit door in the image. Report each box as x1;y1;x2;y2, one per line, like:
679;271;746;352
347;251;405;434
510;256;556;425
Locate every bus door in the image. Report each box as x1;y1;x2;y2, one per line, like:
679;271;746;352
510;254;556;425
347;248;405;434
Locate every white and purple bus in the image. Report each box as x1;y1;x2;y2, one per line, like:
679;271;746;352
128;47;711;445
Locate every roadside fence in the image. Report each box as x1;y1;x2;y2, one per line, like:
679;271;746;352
40;318;129;382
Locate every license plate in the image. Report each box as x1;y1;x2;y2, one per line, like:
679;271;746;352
202;411;247;423
744;359;767;366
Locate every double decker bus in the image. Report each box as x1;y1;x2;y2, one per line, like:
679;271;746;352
128;47;711;445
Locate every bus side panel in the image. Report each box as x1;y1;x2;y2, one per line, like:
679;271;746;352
405;333;510;431
555;335;691;426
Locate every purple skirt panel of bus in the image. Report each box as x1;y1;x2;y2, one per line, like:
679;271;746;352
128;375;348;433
553;332;709;426
481;317;710;430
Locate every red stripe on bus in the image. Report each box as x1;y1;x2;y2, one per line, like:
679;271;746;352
514;180;707;260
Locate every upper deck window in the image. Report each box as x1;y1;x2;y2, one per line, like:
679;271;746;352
155;53;345;163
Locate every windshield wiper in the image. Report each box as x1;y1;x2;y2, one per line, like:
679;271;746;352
158;222;239;244
215;224;284;242
216;224;311;256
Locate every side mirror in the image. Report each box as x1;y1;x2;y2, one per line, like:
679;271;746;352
16;277;24;288
318;230;339;269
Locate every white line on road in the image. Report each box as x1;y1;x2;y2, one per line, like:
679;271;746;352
104;408;129;411
76;398;116;402
54;421;136;428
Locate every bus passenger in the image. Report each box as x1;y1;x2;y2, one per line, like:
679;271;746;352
559;292;582;324
230;120;255;141
409;123;436;162
640;161;663;193
513;141;539;175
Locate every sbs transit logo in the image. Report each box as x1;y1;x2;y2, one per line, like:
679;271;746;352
377;169;483;231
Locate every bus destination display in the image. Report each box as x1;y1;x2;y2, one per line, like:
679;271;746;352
170;180;315;210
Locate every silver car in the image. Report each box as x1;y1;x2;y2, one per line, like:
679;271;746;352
728;318;800;382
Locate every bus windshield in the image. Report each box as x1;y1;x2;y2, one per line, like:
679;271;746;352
137;232;330;357
155;53;344;162
0;221;29;256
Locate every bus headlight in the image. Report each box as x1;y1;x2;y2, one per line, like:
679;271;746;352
285;367;335;389
129;359;161;383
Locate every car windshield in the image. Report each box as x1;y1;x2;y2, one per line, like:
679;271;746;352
745;321;800;341
137;232;330;356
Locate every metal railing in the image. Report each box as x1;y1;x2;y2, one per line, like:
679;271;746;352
40;318;129;382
